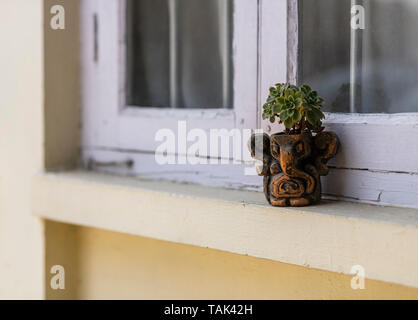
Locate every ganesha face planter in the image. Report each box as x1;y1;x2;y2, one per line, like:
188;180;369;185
249;131;340;207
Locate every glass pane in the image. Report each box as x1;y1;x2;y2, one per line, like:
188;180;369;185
126;0;233;109
299;0;418;113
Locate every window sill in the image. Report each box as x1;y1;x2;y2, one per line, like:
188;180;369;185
32;170;418;288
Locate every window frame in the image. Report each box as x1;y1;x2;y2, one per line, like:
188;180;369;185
81;0;287;189
81;0;260;151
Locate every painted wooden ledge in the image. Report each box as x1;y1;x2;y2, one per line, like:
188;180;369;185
32;170;418;288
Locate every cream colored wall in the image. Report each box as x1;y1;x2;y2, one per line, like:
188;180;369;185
46;221;418;300
0;0;44;299
41;0;418;300
0;0;409;300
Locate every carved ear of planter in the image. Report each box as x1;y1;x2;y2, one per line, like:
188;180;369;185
249;131;340;207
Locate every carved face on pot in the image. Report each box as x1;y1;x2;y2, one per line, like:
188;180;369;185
249;131;339;207
269;132;317;206
270;133;312;169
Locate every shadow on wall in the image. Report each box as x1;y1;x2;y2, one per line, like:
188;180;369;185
45;221;418;300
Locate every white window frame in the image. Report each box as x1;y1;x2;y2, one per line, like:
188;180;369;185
81;0;418;208
81;0;287;189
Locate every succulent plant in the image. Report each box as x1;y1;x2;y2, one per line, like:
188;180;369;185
262;83;326;134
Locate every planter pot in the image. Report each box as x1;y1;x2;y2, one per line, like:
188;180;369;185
249;131;340;207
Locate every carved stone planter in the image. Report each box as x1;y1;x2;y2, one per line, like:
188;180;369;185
249;131;340;207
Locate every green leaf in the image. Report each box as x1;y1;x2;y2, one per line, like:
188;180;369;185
266;96;276;103
271;104;279;113
280;110;289;121
293;110;302;123
294;98;302;107
284;118;294;129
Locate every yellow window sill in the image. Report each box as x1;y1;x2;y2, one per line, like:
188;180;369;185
32;170;418;288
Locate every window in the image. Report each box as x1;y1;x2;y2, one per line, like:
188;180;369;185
81;0;286;188
293;0;418;207
125;0;233;109
81;0;418;208
299;0;418;113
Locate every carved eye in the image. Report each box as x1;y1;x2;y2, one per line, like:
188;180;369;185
295;142;304;153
